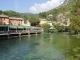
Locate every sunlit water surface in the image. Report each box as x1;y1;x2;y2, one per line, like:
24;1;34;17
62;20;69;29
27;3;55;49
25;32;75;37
0;33;80;60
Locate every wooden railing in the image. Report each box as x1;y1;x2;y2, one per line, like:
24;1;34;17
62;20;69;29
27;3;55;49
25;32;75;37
0;26;42;35
0;29;42;35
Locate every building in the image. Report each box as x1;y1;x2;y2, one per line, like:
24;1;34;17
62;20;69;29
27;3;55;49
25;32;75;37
9;17;24;26
39;18;53;26
0;15;43;36
23;20;31;26
0;15;29;33
0;15;25;26
0;15;9;25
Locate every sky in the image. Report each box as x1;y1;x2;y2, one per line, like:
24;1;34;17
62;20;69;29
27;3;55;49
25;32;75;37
0;0;65;14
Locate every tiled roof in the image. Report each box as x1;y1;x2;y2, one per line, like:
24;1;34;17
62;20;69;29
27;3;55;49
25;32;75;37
0;15;24;20
9;17;24;20
0;15;9;17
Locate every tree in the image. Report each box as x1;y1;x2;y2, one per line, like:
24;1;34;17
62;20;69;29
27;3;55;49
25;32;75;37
76;8;80;16
29;16;40;26
70;15;80;34
0;10;3;15
39;12;47;18
54;24;65;32
41;23;50;32
3;10;21;17
69;0;80;34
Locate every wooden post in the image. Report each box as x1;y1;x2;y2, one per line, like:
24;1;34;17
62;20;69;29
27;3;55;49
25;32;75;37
19;32;21;37
28;32;30;36
7;33;9;38
7;25;9;38
16;28;17;32
36;32;38;35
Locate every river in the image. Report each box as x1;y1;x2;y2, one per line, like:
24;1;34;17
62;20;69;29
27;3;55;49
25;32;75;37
0;33;80;60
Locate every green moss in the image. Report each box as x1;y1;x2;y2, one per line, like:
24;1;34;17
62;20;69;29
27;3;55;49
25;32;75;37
72;48;78;52
66;56;74;60
75;54;80;57
72;34;80;39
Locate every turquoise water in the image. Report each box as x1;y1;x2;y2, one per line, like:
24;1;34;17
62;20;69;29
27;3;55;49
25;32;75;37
0;33;80;60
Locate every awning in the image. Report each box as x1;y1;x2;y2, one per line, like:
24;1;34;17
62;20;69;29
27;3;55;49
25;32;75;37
0;25;8;27
9;25;17;29
0;25;30;29
24;26;30;29
17;26;24;29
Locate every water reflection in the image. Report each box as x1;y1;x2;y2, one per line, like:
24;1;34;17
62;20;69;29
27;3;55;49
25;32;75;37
50;33;53;43
66;35;70;48
0;33;80;60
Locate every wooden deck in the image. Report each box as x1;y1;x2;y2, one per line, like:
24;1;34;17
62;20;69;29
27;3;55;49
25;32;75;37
0;28;42;38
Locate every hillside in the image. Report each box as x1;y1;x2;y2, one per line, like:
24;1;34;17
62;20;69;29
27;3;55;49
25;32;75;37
47;0;76;21
46;0;80;34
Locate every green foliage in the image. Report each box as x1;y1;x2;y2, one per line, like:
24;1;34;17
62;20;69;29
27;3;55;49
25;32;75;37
66;56;74;60
72;34;80;39
47;0;75;21
66;46;80;60
0;10;3;15
3;10;21;17
54;24;65;32
41;23;50;32
0;10;36;23
70;16;80;34
29;16;40;26
70;0;80;34
39;12;47;18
